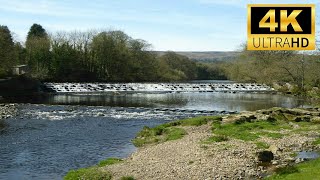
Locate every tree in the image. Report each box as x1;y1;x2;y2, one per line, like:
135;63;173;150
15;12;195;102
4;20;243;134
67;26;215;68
27;24;48;39
159;52;198;80
26;23;51;79
127;39;158;81
14;42;26;64
91;30;132;81
0;25;15;76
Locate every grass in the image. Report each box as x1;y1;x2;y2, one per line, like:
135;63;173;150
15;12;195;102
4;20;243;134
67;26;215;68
64;158;123;180
164;127;186;141
258;132;284;139
132;116;221;147
211;120;287;141
132;126;186;147
255;141;270;149
312;137;320;145
64;167;111;180
266;158;320;179
203;135;229;143
176;116;222;126
289;152;298;158
98;158;123;167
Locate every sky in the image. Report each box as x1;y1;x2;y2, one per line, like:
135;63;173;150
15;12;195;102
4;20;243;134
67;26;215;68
0;0;319;51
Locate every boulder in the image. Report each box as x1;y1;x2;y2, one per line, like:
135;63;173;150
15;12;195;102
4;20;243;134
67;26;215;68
258;151;274;163
293;116;311;122
268;145;280;155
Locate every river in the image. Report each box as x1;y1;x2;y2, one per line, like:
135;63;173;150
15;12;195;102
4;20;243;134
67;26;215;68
0;85;308;179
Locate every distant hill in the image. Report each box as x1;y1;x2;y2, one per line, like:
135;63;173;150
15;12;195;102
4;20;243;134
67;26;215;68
155;51;241;62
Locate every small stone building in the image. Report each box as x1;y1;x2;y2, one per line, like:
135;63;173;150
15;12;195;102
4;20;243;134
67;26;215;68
12;65;29;75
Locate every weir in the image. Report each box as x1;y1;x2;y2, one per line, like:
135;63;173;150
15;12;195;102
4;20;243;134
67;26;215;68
43;83;274;93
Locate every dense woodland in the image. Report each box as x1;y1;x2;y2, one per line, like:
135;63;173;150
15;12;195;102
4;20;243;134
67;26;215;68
0;24;223;82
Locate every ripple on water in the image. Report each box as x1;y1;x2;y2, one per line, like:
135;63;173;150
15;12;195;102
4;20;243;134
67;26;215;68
0;104;220;180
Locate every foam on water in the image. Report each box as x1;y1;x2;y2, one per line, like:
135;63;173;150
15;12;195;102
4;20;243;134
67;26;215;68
43;82;274;93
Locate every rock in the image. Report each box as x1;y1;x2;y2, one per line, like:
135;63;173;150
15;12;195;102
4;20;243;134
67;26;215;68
266;116;277;122
311;117;320;124
295;158;305;163
97;112;104;116
284;157;295;162
293;116;311;122
258;151;274;163
289;122;300;129
272;160;279;165
269;145;280;155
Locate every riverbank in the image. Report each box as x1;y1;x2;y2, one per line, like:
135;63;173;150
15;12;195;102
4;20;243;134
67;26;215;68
70;107;320;179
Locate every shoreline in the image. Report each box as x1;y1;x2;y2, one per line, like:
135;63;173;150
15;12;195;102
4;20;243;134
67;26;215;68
96;107;320;179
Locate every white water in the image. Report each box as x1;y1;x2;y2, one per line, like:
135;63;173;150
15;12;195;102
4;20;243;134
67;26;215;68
44;83;274;93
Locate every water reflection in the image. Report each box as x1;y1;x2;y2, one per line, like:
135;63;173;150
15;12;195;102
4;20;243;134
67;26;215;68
31;92;308;111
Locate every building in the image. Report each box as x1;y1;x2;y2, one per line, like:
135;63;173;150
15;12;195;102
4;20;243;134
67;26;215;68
12;65;29;75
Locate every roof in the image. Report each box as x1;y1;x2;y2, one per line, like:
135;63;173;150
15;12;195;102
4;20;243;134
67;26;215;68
12;65;28;68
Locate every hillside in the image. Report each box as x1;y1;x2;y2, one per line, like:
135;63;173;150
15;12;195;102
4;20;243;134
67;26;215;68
155;51;240;62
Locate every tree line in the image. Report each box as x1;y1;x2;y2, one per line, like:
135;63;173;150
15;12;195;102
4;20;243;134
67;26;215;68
0;24;222;82
221;47;320;95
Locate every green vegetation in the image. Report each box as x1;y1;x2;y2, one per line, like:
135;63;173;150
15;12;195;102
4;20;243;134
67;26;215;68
255;141;270;149
132;126;186;147
223;49;320;97
289;152;298;158
266;158;320;180
0;23;227;82
312;137;320;145
174;116;222;126
132;116;222;147
0;25;16;78
98;158;123;167
64;158;123;180
64;167;111;180
212;119;287;141
120;176;135;180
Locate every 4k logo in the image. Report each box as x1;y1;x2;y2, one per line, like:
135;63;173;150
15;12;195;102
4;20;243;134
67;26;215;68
247;4;315;50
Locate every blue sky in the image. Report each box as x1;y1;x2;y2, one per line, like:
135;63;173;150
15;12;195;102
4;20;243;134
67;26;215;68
0;0;319;51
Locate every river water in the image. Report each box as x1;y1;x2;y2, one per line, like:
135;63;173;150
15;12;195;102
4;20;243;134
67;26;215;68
0;90;308;179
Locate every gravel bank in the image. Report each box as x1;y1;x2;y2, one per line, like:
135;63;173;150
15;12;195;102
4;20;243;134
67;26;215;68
103;108;320;179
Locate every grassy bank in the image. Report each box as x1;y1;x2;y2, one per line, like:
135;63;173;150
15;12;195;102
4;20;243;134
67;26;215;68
64;158;134;180
266;158;320;179
132;116;222;147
